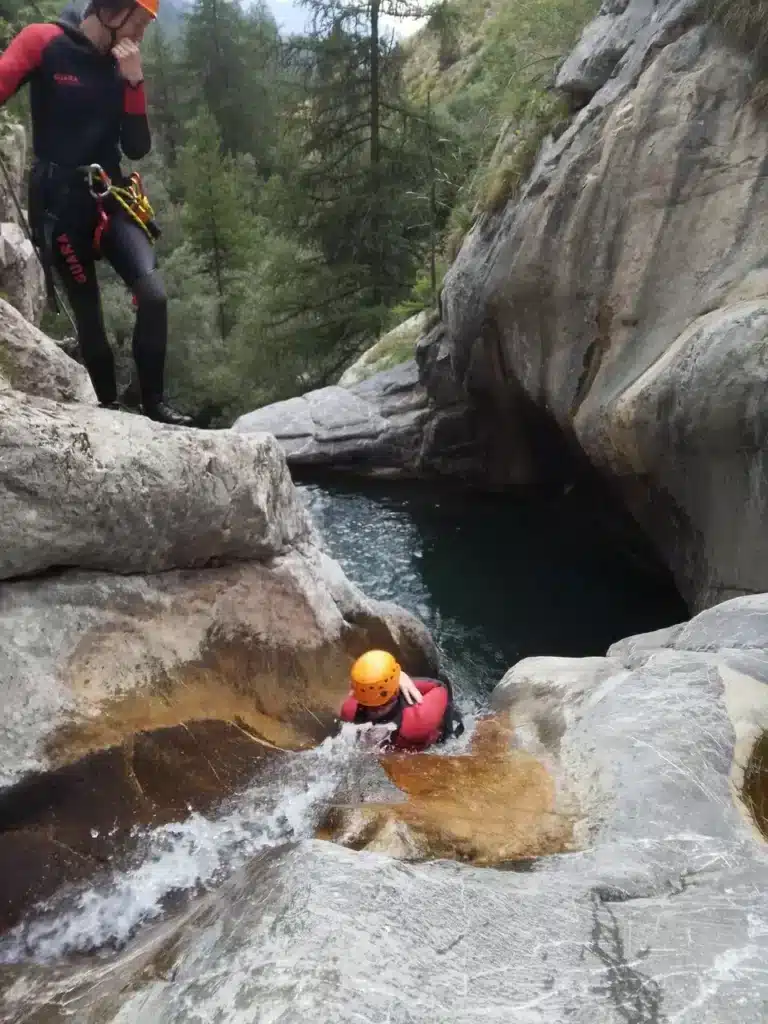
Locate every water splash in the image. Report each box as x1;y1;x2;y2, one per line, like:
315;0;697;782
0;731;367;963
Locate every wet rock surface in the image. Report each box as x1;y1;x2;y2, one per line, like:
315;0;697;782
0;546;439;931
1;597;766;1022
318;716;576;865
0;720;286;932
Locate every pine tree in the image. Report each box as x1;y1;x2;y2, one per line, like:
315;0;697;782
261;0;437;391
183;0;279;172
178;108;254;339
142;25;185;170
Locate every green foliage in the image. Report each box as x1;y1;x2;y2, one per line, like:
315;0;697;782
0;0;61;40
252;0;447;395
363;319;424;374
427;1;462;69
703;0;768;59
142;26;187;168
183;0;280;169
178;108;257;337
388;261;447;323
477;91;569;213
405;0;598;260
0;0;600;418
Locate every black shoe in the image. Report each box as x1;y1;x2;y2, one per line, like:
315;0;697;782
144;401;194;427
99;400;142;415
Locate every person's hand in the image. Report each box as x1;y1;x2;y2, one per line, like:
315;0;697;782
113;40;144;86
398;672;423;705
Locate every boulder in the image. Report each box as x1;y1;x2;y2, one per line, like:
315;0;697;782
0;299;94;403
0;224;45;325
5;596;766;1022
0;120;46;324
424;2;768;607
0;118;27;226
233;361;434;477
0;390;308;579
0;543;439;928
234;352;486;482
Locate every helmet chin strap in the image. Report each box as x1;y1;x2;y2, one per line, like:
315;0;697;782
97;4;135;50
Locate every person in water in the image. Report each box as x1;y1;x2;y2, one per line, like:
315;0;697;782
0;0;192;425
340;649;464;752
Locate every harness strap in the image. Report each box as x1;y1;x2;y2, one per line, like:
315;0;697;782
41;213;60;314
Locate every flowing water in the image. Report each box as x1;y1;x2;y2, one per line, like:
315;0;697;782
0;477;687;1021
302;476;686;698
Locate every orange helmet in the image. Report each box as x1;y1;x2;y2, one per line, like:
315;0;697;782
91;0;159;20
350;650;400;708
134;0;159;17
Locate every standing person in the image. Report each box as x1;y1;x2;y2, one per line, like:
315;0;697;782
0;0;193;425
339;650;465;752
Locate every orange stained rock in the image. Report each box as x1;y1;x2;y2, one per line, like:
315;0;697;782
319;715;576;866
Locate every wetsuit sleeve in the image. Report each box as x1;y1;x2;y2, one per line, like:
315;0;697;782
120;82;151;159
340;695;358;722
0;24;61;105
400;686;448;744
414;679;440;697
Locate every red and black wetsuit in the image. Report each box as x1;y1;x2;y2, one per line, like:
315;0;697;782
0;9;170;415
340;679;463;752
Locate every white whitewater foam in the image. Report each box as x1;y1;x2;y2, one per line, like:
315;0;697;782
0;704;480;965
0;729;366;963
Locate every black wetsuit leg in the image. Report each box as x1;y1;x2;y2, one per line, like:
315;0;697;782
100;213;167;414
51;208;183;421
51;221;117;406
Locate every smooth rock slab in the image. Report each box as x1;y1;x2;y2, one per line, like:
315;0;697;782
557;0;698;102
233;361;433;474
0;391;309;579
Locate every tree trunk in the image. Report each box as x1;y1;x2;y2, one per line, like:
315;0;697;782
369;0;381;309
204;173;228;340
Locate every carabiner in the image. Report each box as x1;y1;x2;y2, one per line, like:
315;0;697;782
86;163;111;199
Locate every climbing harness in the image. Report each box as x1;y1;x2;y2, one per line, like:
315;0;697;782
83;163;160;255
